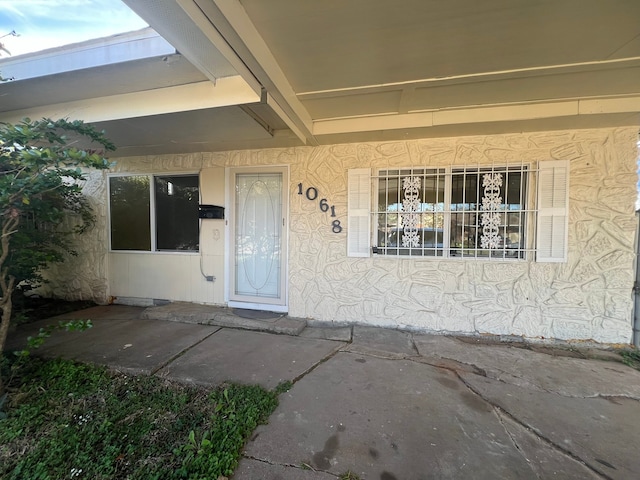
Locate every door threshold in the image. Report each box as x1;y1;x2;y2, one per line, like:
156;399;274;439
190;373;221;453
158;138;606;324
227;300;288;313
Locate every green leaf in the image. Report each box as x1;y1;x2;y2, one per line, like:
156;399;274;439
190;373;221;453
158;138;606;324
0;116;113;296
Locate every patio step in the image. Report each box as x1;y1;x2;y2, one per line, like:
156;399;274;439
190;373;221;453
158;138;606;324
141;302;306;336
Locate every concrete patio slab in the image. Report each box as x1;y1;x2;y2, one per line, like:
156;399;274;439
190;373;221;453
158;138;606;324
156;328;344;390
5;305;145;352
344;326;417;358
140;301;218;323
9;318;130;353
8;317;219;375
495;412;600;479
233;458;336;480
242;351;593;479
300;325;353;342
413;334;640;397
142;302;307;335
7;307;640;480
50;305;146;321
463;373;640;479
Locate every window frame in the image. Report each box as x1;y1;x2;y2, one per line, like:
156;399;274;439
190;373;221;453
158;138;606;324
107;172;201;254
447;165;533;260
374;167;449;258
371;165;534;261
345;160;571;262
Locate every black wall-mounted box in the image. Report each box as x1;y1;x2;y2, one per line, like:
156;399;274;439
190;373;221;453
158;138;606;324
199;204;224;219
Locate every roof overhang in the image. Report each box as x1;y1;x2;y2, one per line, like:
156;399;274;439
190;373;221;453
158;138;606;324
1;1;639;156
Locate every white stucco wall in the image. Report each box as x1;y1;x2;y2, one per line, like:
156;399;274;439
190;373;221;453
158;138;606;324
41;127;638;344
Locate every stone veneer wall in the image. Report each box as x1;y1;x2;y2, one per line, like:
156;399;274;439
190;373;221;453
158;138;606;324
38;169;109;303
41;127;638;343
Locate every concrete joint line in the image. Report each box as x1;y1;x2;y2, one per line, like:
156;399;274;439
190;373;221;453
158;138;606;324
454;372;615;480
411;355;615;400
404;354;614;480
350;350;413;361
149;327;222;376
594;393;640;402
406;355;488;377
288;343;345;387
409;334;420;356
341;345;415;361
456;369;575;400
494;410;535;474
241;454;341;478
241;454;275;465
538;391;640;401
457;367;640;401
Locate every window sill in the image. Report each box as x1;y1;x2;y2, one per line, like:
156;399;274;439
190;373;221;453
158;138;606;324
109;250;200;255
372;249;528;262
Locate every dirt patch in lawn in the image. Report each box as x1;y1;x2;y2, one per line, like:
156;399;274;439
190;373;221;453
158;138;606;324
12;294;96;325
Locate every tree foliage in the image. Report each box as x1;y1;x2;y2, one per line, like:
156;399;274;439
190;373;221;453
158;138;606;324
0;118;115;394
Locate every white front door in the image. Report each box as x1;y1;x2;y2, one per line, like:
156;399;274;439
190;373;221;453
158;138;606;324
228;167;288;311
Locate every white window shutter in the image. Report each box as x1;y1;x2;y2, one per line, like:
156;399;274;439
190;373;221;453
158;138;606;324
536;160;569;262
347;168;371;257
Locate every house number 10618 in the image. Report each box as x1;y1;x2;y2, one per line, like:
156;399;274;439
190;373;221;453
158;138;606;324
297;183;342;233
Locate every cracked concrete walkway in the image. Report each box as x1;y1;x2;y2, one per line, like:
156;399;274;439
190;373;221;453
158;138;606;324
7;306;640;479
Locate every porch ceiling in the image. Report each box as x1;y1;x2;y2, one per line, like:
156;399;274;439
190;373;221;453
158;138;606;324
222;0;640;132
240;0;640;93
2;1;640;156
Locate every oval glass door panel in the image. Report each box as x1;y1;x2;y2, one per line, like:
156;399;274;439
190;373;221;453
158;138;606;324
235;173;282;299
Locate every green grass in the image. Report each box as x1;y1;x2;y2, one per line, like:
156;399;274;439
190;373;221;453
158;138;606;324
340;471;362;480
0;355;279;479
621;349;640;370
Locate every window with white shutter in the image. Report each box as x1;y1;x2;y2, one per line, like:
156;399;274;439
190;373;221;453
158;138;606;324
347;168;371;257
346;161;568;262
535;160;569;262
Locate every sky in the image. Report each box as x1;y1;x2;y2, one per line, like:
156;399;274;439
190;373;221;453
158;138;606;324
0;0;148;57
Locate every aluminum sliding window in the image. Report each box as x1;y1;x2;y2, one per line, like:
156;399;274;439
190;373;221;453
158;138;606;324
109;175;151;251
154;175;199;251
109;174;200;252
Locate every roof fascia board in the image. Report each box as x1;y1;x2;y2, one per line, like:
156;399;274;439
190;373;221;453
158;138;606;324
176;0;261;96
265;93;307;144
0;28;174;81
579;95;640;115
122;0;239;84
199;0;316;144
0;77;259;125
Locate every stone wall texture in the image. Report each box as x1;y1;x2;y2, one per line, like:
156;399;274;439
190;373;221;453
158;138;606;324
42;127;639;344
38;170;109;303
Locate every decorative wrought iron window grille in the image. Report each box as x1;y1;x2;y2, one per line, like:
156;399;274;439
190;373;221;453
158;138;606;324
374;166;531;259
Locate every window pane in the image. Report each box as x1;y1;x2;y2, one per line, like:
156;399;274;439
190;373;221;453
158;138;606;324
109;176;151;251
375;169;445;257
376;167;527;259
450;168;527;258
154;175;200;251
451;172;481;211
